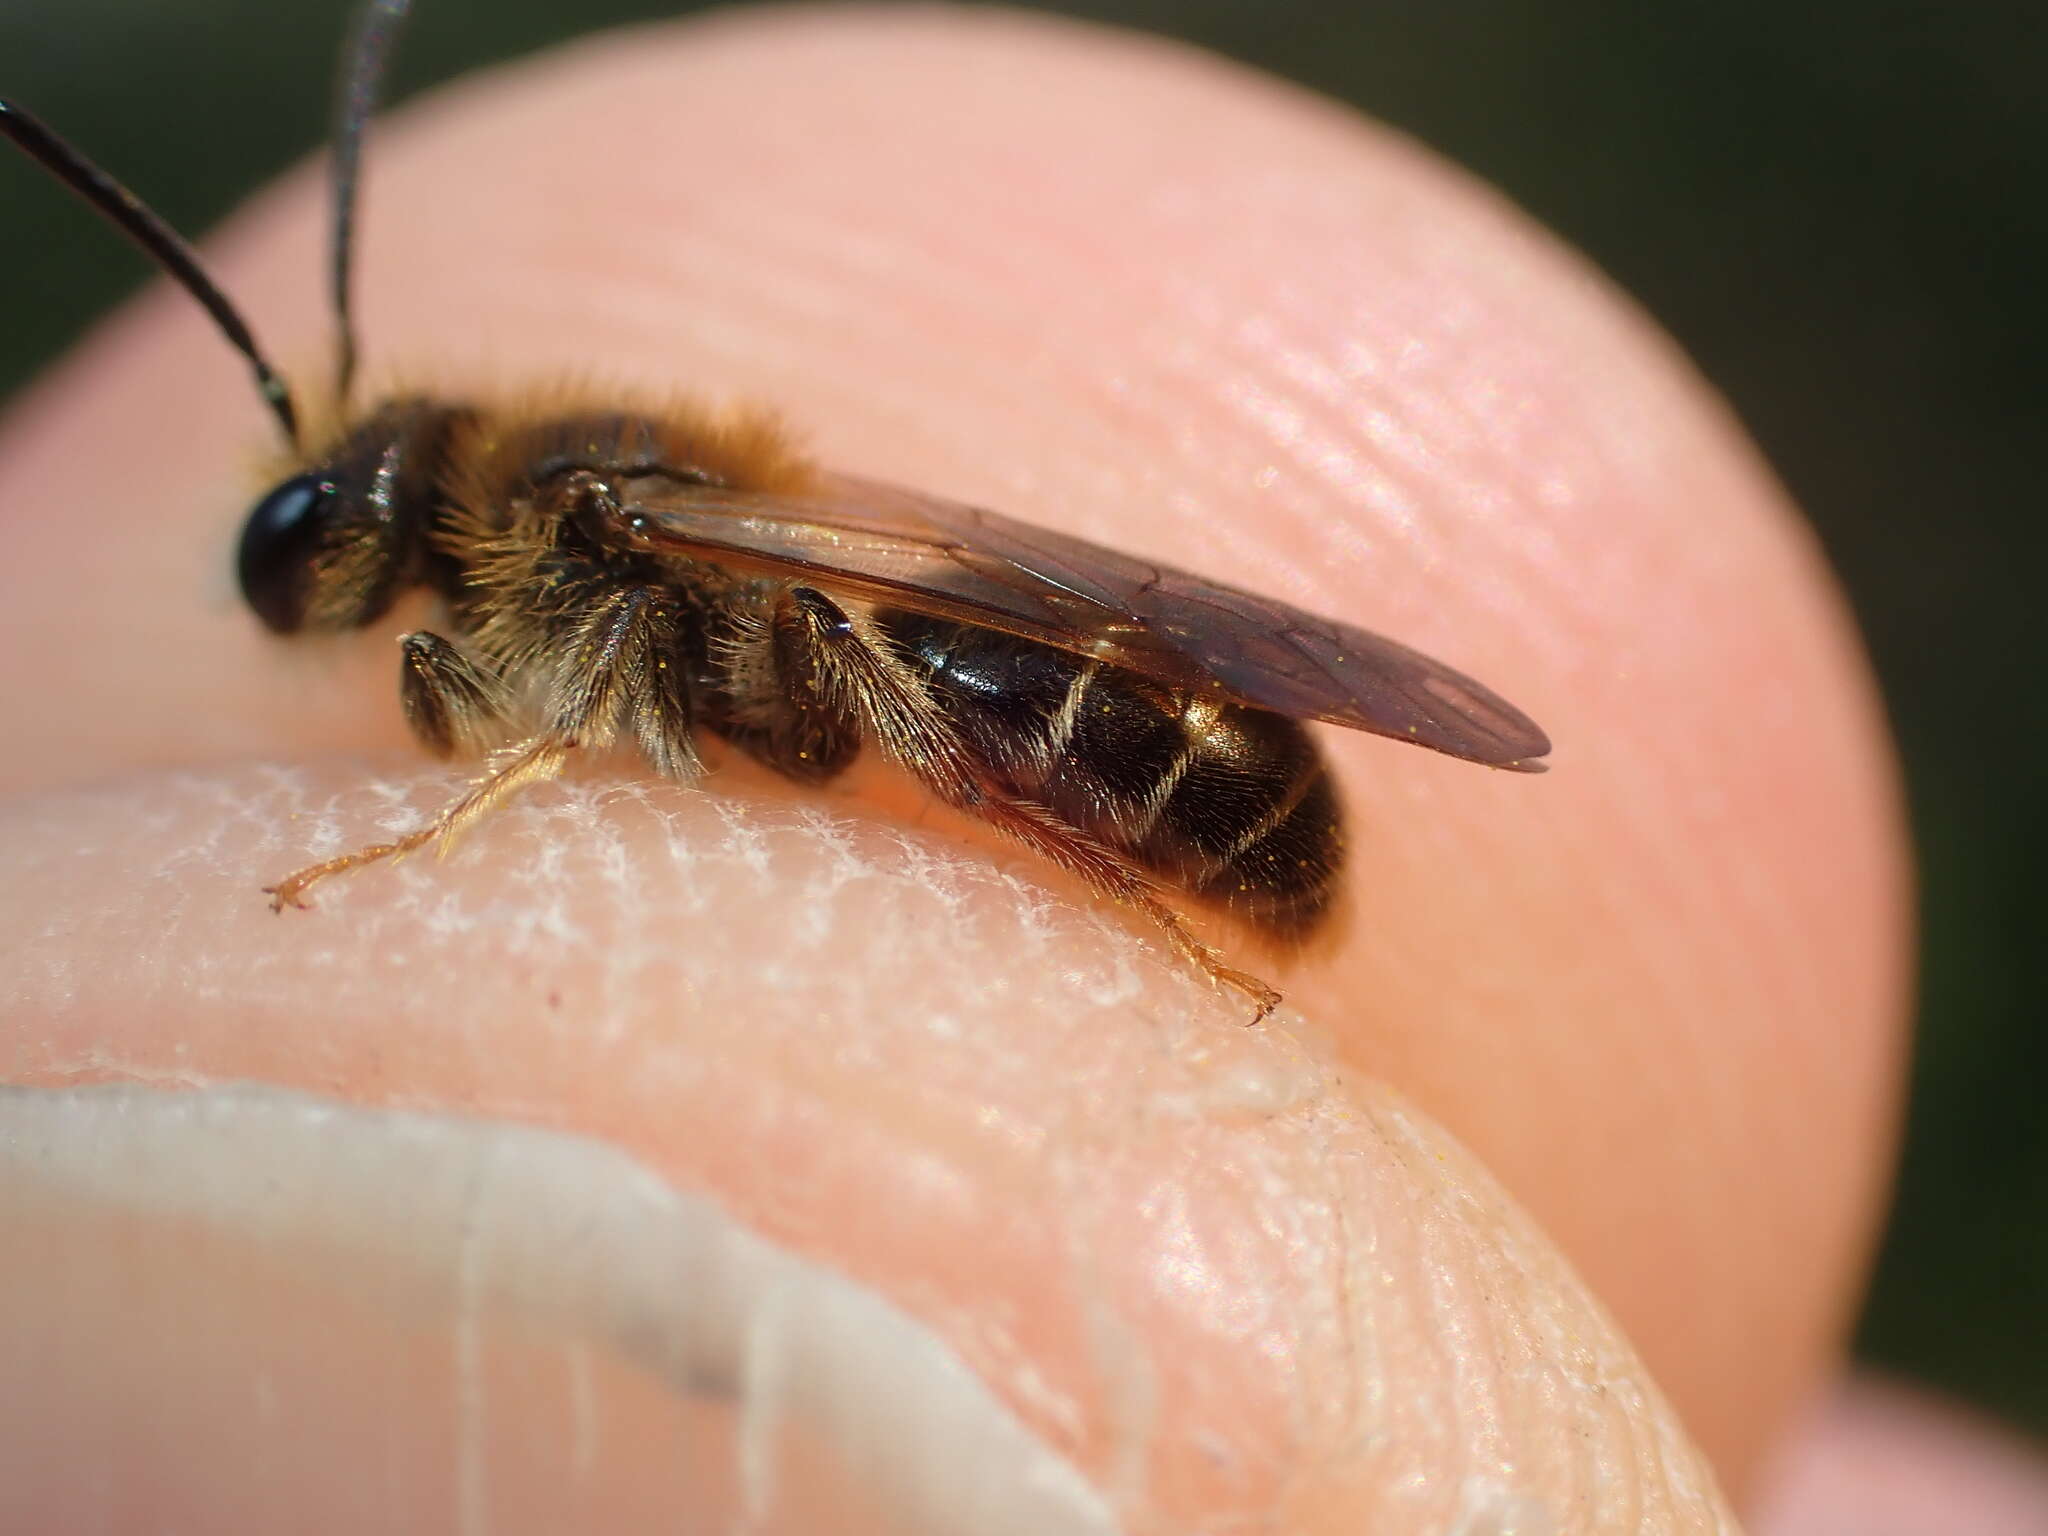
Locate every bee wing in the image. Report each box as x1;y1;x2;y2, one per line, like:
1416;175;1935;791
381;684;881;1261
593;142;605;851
613;471;1552;769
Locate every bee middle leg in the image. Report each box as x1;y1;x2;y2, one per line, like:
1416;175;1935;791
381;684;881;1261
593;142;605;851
769;586;1283;1021
702;596;863;784
268;589;689;911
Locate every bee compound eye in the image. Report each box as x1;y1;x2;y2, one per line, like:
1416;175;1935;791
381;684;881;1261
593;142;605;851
237;472;339;632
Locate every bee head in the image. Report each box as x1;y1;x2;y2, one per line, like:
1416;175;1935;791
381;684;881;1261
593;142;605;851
237;399;463;633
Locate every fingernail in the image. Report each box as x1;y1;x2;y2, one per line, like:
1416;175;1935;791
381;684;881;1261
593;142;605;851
0;1084;1115;1535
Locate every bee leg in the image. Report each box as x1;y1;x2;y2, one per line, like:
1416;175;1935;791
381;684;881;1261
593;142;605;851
264;734;572;911
962;796;1284;1023
702;598;862;783
559;587;703;783
398;631;509;757
774;586;1283;1022
268;586;688;911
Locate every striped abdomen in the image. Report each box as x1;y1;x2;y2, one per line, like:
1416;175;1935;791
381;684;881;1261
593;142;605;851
880;612;1344;936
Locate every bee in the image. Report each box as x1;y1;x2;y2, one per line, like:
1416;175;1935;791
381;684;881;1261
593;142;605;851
3;0;1549;1020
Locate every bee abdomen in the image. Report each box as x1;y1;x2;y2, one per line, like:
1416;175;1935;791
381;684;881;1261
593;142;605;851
880;612;1343;935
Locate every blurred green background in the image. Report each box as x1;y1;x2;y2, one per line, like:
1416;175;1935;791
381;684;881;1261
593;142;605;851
5;0;2040;1441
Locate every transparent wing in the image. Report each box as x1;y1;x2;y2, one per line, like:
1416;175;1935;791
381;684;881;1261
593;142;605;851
612;470;1552;769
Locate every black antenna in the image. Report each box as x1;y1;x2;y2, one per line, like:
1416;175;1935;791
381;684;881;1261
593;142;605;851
0;98;302;448
330;0;415;407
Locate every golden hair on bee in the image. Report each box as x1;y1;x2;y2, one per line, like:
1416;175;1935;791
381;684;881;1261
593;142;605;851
259;380;813;492
1;0;1551;1021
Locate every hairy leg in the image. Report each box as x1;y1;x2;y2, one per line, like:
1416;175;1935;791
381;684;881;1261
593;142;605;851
267;587;689;909
398;630;510;758
264;734;570;911
701;593;863;783
770;584;1283;1019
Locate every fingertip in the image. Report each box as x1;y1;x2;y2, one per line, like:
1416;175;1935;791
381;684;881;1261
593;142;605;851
0;4;1908;1501
0;766;1742;1529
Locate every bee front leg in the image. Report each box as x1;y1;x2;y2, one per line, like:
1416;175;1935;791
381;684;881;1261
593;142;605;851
263;734;572;912
267;589;684;912
399;630;511;757
773;586;1284;1022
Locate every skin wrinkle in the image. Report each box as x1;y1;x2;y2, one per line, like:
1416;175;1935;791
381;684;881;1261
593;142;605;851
19;757;1744;1531
0;6;1905;1527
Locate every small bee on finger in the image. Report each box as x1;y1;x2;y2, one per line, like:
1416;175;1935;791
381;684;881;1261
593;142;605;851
3;0;1550;1021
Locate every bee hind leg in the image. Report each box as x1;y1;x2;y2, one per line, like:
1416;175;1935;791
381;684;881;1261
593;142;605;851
960;793;1284;1023
773;585;1283;1023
